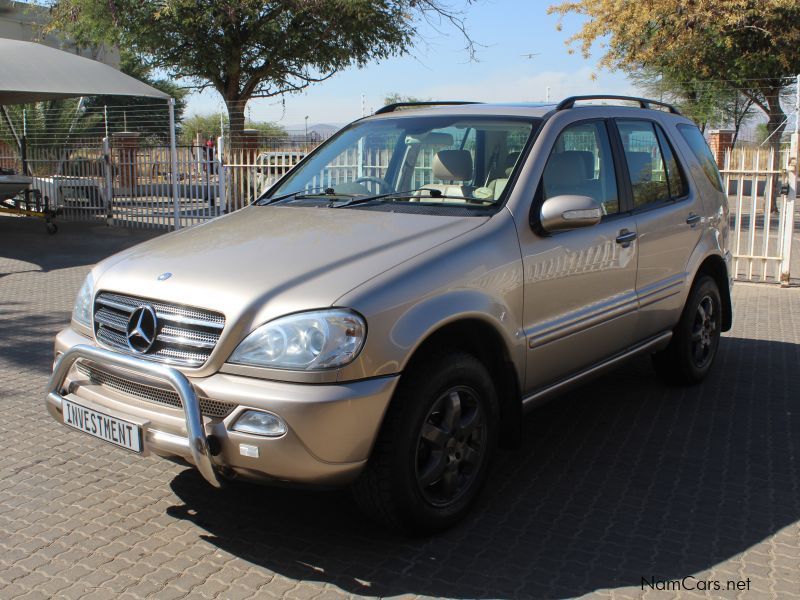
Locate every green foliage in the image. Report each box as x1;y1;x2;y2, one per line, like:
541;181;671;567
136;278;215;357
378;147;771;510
549;0;800;147
82;50;189;139
46;0;476;140
0;99;102;149
179;112;286;145
383;93;431;106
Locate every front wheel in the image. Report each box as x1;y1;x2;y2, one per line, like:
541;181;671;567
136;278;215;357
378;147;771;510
652;275;722;384
352;351;499;534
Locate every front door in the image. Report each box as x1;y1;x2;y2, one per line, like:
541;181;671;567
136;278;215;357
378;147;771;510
518;119;639;392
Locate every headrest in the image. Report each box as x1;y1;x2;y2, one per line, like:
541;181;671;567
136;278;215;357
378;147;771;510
543;151;589;188
433;149;473;181
504;151;521;176
405;132;454;147
570;150;595;178
626;152;652;182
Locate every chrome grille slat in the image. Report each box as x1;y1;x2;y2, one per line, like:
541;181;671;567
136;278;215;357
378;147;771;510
93;292;225;367
75;362;235;418
94;307;129;332
157;332;217;349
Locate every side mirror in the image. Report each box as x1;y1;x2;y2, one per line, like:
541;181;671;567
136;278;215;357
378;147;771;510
539;194;603;233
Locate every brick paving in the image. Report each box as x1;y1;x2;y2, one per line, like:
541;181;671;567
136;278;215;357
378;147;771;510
1;214;799;599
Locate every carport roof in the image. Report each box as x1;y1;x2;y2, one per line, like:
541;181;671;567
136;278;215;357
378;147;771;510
0;39;170;104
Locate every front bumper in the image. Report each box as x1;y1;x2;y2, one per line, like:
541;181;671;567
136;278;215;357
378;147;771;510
46;327;398;487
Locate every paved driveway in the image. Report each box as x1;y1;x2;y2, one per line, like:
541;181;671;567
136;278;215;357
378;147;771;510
1;215;798;600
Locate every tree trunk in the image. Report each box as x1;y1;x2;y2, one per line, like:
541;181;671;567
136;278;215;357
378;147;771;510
763;89;785;215
763;89;787;154
225;96;247;148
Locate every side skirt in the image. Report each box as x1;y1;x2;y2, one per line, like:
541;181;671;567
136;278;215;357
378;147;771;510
521;331;672;412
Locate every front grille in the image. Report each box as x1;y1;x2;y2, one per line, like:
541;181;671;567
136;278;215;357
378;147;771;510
76;362;235;419
94;292;225;367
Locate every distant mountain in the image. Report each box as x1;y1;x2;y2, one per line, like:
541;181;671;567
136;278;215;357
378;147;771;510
283;123;343;137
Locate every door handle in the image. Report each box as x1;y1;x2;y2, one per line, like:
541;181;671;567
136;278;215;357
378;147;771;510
615;229;637;247
686;213;701;226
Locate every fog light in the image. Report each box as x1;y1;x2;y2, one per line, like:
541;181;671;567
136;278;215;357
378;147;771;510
231;410;287;437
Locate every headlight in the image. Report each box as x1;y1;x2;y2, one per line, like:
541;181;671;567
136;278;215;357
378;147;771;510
72;273;94;327
228;309;366;370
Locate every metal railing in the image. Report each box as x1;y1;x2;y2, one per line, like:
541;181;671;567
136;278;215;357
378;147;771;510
720;143;797;283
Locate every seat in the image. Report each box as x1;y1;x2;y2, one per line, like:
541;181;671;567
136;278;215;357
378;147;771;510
542;151;600;199
415;149;474;200
625;152;652;183
571;150;596;178
478;151;522;201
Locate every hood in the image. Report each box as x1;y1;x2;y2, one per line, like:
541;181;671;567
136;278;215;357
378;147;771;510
94;205;487;331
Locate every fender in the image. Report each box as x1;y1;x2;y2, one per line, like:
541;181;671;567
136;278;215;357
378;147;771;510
682;224;734;330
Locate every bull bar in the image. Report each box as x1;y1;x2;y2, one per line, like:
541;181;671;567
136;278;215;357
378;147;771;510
46;344;221;488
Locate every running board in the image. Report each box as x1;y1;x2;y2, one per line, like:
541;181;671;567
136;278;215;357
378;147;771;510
521;331;672;412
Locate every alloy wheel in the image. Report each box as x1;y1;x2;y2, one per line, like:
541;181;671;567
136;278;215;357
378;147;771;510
691;294;717;368
414;385;487;507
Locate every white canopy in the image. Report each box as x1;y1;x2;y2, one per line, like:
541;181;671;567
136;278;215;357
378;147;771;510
0;39;170;104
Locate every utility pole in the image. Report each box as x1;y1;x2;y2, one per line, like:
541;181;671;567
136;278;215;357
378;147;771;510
779;73;799;286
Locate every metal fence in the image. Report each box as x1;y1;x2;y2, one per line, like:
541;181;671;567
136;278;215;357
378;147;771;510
4;131;798;286
721;142;798;283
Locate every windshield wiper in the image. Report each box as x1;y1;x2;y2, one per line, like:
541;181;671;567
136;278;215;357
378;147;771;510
329;188;495;208
257;186;353;205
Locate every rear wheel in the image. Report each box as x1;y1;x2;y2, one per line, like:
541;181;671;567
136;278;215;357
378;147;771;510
652;275;722;384
352;351;498;534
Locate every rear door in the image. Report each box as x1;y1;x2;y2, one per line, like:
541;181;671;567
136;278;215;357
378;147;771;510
613;119;703;337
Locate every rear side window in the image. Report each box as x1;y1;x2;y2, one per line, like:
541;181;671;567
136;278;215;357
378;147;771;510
616;120;670;207
655;126;688;198
677;124;724;192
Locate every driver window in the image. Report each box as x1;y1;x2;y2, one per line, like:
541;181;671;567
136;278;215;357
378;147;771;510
305;129;398;195
542;120;619;215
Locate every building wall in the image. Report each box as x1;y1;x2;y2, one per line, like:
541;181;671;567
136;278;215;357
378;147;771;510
0;0;119;67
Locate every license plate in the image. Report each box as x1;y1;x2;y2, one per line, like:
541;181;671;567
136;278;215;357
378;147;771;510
62;398;143;453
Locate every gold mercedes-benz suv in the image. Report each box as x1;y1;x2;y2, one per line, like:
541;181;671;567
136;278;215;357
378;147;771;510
46;96;733;532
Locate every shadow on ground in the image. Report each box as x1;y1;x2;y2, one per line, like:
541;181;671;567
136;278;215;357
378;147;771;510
0;214;160;275
167;336;800;598
0;305;72;373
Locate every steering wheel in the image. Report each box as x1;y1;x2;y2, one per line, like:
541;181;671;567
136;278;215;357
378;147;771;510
354;176;391;193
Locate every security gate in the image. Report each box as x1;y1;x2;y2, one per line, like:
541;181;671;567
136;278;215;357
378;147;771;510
720;135;798;285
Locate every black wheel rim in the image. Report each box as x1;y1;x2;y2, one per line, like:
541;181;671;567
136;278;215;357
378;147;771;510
414;385;487;507
691;294;718;368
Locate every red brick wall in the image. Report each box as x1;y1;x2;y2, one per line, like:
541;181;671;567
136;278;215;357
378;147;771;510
707;130;734;168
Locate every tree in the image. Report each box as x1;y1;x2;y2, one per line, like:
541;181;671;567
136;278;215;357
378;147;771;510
82;50;189;141
548;0;800;152
179;112;285;145
47;0;477;144
630;70;757;146
383;93;431;106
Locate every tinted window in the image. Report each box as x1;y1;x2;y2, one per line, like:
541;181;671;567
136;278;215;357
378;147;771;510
617;120;669;207
542;120;619;215
655;125;688;198
677;124;724;192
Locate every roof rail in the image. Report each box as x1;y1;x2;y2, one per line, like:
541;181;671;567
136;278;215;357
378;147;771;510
555;95;682;115
374;101;483;115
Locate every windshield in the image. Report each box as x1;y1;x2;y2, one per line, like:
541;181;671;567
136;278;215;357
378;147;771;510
264;115;539;207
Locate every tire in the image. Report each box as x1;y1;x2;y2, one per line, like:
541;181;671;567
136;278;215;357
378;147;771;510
352;351;499;534
652;275;722;385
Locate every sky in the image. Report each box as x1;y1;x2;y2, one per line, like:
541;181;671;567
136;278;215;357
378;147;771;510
183;0;641;129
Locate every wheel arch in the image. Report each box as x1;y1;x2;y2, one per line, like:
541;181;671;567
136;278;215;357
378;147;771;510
400;317;523;448
693;254;733;331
